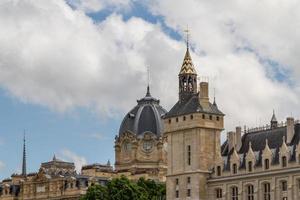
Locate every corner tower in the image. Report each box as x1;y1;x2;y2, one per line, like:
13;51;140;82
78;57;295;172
164;48;224;200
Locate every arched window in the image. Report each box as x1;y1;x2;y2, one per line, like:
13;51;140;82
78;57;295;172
282;156;287;167
263;182;271;200
231;186;238;200
246;184;254;200
264;159;269;170
216;188;222;199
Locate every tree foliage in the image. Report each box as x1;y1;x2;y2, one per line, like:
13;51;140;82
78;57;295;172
80;176;166;200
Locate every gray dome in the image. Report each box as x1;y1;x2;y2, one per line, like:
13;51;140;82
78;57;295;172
119;87;167;137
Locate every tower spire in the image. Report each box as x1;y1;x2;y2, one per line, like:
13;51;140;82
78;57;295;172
184;25;190;50
22;130;27;177
146;66;151;97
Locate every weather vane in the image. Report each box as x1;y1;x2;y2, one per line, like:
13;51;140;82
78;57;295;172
147;66;150;87
184;25;190;49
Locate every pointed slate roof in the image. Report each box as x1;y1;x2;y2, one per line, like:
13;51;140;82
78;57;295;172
179;48;197;75
271;110;277;122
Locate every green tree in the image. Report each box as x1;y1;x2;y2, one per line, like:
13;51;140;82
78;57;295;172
80;176;165;200
80;184;109;200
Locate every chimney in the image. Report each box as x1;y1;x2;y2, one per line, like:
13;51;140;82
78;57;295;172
199;82;209;108
236;126;242;151
286;117;295;144
227;131;236;151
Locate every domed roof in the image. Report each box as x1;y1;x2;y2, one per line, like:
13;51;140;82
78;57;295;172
119;87;167;137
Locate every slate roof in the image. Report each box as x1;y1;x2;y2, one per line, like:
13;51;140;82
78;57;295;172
221;123;300;171
164;93;223;118
119;87;167;137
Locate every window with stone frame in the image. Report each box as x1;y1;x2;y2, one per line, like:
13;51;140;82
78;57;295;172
263;182;271;200
264;159;270;170
232;163;238;174
187;145;191;165
281;180;288;192
175;190;179;198
216;188;222;199
231;186;238;200
282;156;287;167
216;166;221;176
187;177;191;184
246;184;254;200
187;189;191;197
248;161;253;172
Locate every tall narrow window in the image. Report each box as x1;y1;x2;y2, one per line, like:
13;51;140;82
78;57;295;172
282;156;287;167
265;159;269;170
233;163;237;174
176;178;179;185
187;177;191;184
216;188;222;199
263;183;271;200
176;190;179;198
281;181;287;191
246;185;254;200
217;166;221;176
231;186;238;200
187;189;191;197
187;145;191;165
248;161;253;172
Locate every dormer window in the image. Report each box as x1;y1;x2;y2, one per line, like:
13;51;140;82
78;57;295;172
264;159;270;170
217;166;221;176
232;163;237;174
282;156;287;167
248;161;253;172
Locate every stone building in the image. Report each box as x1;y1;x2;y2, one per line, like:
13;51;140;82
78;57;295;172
0;84;168;200
164;44;300;200
2;40;300;200
0;154;109;200
114;86;168;182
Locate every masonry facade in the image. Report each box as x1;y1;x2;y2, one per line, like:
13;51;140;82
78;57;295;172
164;45;300;200
2;43;300;200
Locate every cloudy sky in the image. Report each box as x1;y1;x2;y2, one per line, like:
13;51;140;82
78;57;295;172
0;0;299;179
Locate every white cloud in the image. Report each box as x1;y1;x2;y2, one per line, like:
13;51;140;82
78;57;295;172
0;161;5;171
0;0;300;141
59;149;87;172
66;0;132;13
148;0;300;131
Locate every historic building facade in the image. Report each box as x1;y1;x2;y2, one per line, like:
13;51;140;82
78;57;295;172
164;45;300;200
114;86;168;182
2;42;300;200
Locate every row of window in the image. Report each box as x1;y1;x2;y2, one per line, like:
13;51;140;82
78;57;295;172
175;177;191;198
216;156;289;176
216;181;289;200
168;114;220;124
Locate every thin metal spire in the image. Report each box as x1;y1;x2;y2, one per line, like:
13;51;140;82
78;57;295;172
22;130;27;177
184;25;190;49
146;66;151;96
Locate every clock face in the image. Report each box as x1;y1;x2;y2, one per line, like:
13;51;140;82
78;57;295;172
143;141;153;151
